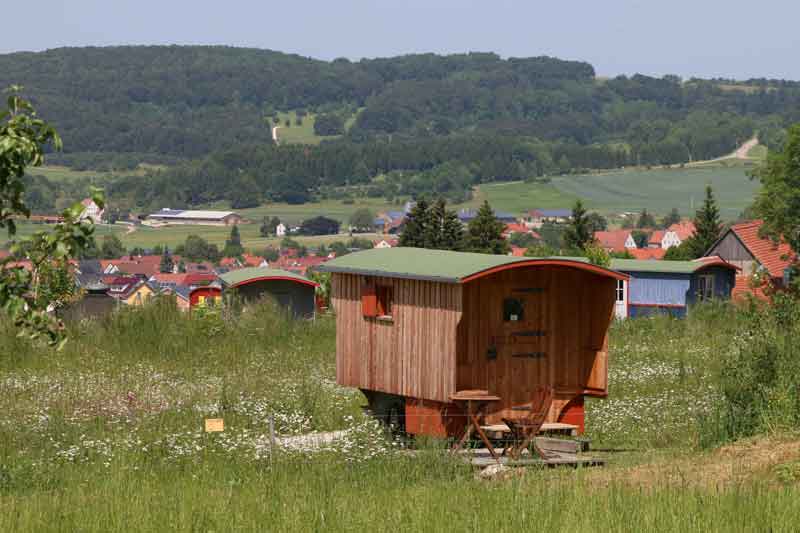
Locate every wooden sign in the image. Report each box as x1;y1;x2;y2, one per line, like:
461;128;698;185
204;418;224;432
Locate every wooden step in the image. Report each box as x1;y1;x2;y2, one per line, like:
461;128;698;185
480;422;579;439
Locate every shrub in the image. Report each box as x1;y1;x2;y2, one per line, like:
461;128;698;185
701;294;800;445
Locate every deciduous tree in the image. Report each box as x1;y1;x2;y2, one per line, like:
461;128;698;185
0;88;102;346
754;124;800;259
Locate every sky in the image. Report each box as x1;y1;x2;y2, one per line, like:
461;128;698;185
3;0;800;80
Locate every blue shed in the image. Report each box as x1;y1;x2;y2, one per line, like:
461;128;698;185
610;258;739;319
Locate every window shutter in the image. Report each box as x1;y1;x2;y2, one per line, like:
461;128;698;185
361;280;377;317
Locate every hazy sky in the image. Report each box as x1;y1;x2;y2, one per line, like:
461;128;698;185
3;0;799;80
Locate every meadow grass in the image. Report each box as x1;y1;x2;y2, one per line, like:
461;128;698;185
0;300;798;531
548;166;758;218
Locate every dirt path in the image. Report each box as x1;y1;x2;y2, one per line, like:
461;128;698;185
687;137;760;166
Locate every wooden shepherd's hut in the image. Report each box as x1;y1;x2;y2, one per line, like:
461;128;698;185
317;248;628;437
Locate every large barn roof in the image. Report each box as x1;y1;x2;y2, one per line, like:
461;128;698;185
220;267;316;288
149;209;238;220
316;247;627;283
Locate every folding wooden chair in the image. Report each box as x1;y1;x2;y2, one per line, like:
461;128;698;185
502;386;554;460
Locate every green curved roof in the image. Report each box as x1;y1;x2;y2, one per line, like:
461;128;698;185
609;258;737;274
316;247;625;283
219;267;315;288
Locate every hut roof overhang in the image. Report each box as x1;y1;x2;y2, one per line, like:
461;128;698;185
316;248;628;283
219;267;318;289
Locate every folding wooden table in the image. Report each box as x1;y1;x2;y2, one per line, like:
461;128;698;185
450;390;501;461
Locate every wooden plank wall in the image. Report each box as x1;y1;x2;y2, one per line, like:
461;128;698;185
456;266;615;424
332;274;462;403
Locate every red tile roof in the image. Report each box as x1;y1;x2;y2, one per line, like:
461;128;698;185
594;230;632;252
183;273;219;286
730;220;795;279
648;230;665;246
150;273;188;285
629;248;666;260
242;254;267;267
668;221;696;241
510;246;528;257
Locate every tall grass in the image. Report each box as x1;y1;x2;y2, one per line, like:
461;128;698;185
700;295;800;446
0;299;798;531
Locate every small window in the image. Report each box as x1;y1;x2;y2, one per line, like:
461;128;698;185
503;298;524;322
616;280;625;302
376;285;393;318
698;274;715;301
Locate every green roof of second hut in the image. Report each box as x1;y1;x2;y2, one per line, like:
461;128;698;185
219;267;315;288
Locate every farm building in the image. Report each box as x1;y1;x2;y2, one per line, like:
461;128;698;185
610;257;738;319
705;220;796;299
219;267;317;319
523;209;572;228
146;209;242;226
317;247;627;438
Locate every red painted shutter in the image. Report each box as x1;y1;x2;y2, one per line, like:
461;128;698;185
362;280;377;317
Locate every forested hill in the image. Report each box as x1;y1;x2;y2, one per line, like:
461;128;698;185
0;47;592;158
3;46;799;210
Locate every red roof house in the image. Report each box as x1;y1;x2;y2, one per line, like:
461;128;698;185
706;220;796;299
502;223;541;240
594;230;636;252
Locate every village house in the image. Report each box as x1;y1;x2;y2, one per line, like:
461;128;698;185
79;198;104;223
457;208;516;225
502;223;541;240
276;223;287;237
106;276;157;306
705;220;796;299
374;211;406;234
101;256;165;278
373;238;399;249
523;208;572;228
610;257;738;319
594;230;636;252
146;209;242;226
648;221;695;249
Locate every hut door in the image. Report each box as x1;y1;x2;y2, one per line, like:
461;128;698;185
491;286;550;408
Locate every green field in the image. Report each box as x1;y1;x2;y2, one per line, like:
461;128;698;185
1;221;382;252
31;164;158;182
0;300;798;531
548;165;758;217
273;110;359;145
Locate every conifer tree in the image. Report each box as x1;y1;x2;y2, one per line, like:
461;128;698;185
441;203;465;251
465;201;509;255
563;199;592;251
422;197;464;251
399;198;430;248
159;247;174;273
685;185;722;258
223;225;245;257
661;207;682;229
